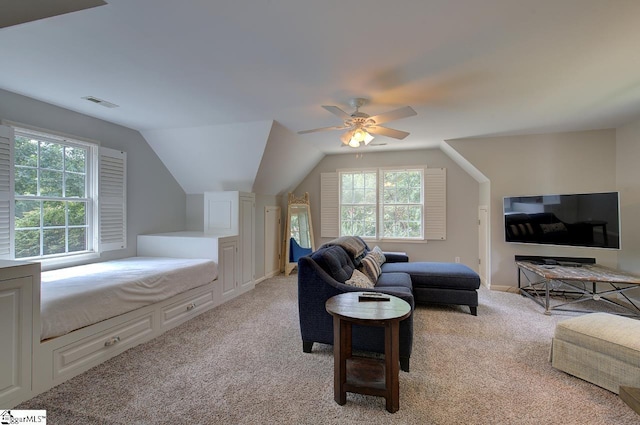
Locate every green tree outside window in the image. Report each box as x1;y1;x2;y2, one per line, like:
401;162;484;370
14;135;89;259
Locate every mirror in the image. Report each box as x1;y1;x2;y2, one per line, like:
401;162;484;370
284;192;315;275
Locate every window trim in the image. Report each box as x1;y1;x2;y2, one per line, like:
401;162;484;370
0;121;127;267
379;166;425;241
338;166;427;242
13;127;98;261
339;168;378;239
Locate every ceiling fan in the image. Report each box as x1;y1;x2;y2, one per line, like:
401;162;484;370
298;98;417;148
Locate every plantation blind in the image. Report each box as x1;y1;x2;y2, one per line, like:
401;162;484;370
425;167;446;240
0;125;14;259
99;147;127;252
320;172;339;238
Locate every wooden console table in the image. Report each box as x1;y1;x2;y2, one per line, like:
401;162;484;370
516;261;640;317
325;292;411;413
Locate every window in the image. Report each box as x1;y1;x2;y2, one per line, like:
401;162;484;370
381;169;423;238
0;124;126;263
340;170;377;237
338;167;426;240
13;130;96;259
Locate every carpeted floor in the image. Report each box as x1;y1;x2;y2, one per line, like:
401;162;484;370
19;275;639;424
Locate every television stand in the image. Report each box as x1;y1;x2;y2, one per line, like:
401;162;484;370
515;255;595;267
515;259;640;317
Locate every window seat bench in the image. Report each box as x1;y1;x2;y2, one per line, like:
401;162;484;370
4;234;243;408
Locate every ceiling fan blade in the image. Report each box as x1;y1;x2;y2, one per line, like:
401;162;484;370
366;126;410;140
322;105;351;119
368;106;417;125
298;125;349;135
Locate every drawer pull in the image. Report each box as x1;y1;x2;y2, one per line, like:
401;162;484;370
186;302;197;311
104;336;121;347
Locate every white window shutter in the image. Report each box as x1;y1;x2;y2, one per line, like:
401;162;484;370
99;147;126;252
320;172;339;238
425;167;446;240
0;125;14;259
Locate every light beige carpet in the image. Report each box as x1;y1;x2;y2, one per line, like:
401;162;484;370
20;275;639;424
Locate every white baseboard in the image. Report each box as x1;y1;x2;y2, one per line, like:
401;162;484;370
491;285;521;294
255;270;282;284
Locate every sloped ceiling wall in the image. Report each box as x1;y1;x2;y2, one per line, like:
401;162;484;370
253;121;324;196
142;120;325;196
142;121;273;194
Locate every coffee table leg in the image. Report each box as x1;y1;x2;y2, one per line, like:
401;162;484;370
333;317;350;405
385;321;400;413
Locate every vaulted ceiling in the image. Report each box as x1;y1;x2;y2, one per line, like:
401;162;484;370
2;1;640;195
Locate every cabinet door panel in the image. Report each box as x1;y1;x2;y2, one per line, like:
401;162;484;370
221;241;237;299
0;276;32;404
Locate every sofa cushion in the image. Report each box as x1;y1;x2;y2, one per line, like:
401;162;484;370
359;253;382;283
382;261;480;290
371;285;415;309
375;272;412;289
310;245;355;283
345;269;375;288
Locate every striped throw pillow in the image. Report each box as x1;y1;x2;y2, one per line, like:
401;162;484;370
359;254;381;284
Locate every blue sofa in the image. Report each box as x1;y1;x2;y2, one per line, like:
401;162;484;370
297;237;481;373
298;244;415;371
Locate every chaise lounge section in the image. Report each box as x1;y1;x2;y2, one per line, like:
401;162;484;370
382;260;481;315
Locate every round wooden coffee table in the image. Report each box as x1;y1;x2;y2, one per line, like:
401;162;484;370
325;291;411;413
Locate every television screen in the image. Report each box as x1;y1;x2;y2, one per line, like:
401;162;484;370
503;192;620;249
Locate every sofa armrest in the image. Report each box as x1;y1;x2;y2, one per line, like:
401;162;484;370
383;252;409;263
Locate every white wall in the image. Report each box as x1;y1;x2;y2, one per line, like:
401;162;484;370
255;193;280;280
293;148;480;270
186;192;279;281
448;129;618;288
616;117;640;274
0;89;186;262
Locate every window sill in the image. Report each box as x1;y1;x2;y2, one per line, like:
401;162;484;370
361;238;427;245
37;252;101;271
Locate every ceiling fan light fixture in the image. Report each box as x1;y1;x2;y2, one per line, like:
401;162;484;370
347;128;374;147
340;130;353;145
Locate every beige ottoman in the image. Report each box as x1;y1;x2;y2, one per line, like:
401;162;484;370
551;312;640;393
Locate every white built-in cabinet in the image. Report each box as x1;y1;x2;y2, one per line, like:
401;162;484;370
204;191;255;292
136;191;255;304
0;260;39;408
219;237;239;301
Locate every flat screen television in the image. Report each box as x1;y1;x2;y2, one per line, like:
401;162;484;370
503;191;620;249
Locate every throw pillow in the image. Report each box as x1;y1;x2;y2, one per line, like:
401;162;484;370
345;269;374;288
359;254;381;284
370;246;386;267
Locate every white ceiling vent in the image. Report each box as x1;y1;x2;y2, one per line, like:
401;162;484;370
83;96;119;108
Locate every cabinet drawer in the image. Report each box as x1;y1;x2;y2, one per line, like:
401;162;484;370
53;313;154;379
161;289;214;328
